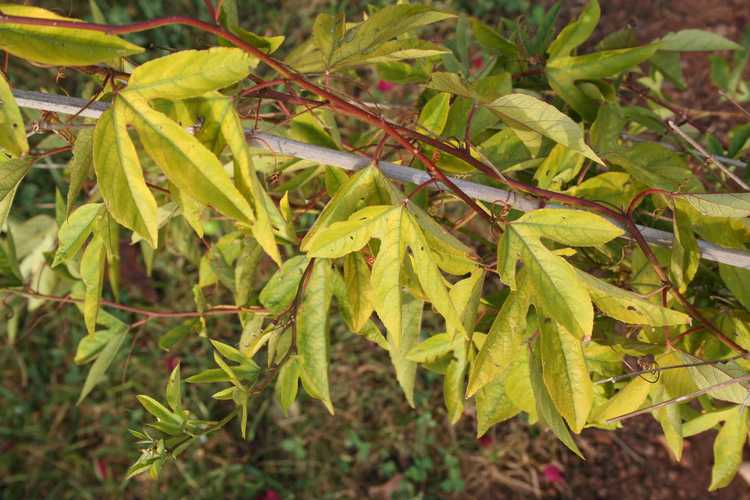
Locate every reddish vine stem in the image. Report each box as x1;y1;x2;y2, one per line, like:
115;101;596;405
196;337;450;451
12;288;267;319
626;188;669;217
1;11;743;353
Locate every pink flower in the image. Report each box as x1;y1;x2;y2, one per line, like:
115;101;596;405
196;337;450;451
258;490;281;500
478;435;494;448
377;80;395;92
542;464;564;484
471;56;484;70
164;355;180;373
94;458;109;480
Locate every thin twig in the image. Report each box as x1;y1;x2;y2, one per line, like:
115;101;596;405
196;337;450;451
668;120;750;191
606;374;750;423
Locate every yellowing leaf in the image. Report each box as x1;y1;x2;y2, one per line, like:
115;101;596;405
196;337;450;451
466;287;530;396
297;259;334;414
0;158;32;203
121;93;255;225
499;224;593;339
540;320;592;433
80;233;105;335
475;378;520;437
305;205;397;258
578;271;692;326
418;92;451;135
0;73;27;157
125;47;253;101
515;208;624;247
530;340;583;458
77;326;126;404
407;333;455;363
259;255;309;314
444;340;468;424
371;208;408;348
709;406;747;491
92;102;158;247
343;253;374;332
0;4;143;66
591;376;652;423
389;293;423;407
275;356;302;415
680;193;750;219
486;93;602;164
52;203;103;267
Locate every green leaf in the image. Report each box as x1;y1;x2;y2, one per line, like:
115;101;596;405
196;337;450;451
326;5;454;70
74;328;118;365
219;0;284;54
92;102;158;247
683;407;738;437
471;19;517;58
418;92;451;135
475;378;520;437
259;255;309;314
297;259;334;414
709;406;747;491
540;320;592;433
486;93;602;164
0;4;143;66
125;48;253;101
547;44;659;81
0;158;32;203
679;193;750;218
578;271;691;326
534;144;585;190
681;352;749;405
165;364;182;413
466;287;530;396
499;224;593;339
591;376;652;423
66;128;94;215
660;30;742;52
80;232;105;335
720;264;750;312
529;340;583;458
0;229;21;288
343;253;374;332
122;93;255;225
52;203;102;267
514;208;624;247
670;200;700;292
275;356;302;415
0;73;27;157
77;326;126;404
389;293;423;407
546;0;600;60
136;395;181;425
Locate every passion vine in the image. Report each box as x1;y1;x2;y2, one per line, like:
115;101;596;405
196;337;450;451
0;0;749;491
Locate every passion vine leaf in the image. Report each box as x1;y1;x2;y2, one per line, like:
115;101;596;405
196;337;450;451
80;230;105;335
498;219;595;340
546;0;599;61
0;4;143;66
52;203;103;267
709;406;747;491
0;73;28;157
92;101;159;247
660;29;743;52
296;259;334;414
678;193;750;218
125;47;254;101
485;93;603;163
539;319;593;433
121;93;256;226
577;271;692;326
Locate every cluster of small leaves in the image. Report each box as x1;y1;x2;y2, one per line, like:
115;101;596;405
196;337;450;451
1;0;750;491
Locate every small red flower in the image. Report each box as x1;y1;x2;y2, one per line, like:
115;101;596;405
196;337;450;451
471;56;484;70
94;458;109;481
478;434;493;448
258;490;281;500
542;464;564;484
377;80;395;92
164;355;180;373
